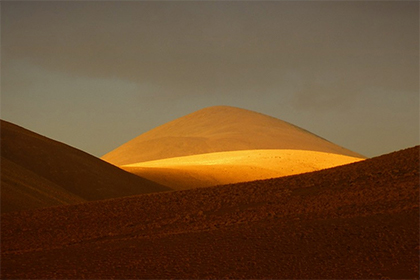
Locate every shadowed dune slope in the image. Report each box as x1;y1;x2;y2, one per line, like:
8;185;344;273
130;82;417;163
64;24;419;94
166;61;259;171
0;120;170;213
2;146;418;279
102;106;364;165
122;149;364;190
1;157;85;213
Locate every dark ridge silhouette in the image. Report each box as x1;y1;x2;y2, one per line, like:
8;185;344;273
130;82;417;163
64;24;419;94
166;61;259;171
2;146;418;279
1;120;171;213
102;105;365;165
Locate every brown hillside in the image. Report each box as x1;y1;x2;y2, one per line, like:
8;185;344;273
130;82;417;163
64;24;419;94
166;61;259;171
1;157;85;213
102;106;364;165
0;120;170;213
2;146;418;279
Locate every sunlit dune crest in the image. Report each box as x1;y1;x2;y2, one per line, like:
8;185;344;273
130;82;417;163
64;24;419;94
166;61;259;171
122;149;364;190
102;106;365;165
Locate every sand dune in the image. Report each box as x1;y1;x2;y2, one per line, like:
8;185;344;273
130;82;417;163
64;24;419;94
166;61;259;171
102;106;365;165
122;149;364;190
2;146;418;279
1;120;171;213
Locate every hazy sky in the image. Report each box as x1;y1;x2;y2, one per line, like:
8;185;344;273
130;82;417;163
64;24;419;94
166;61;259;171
2;1;418;158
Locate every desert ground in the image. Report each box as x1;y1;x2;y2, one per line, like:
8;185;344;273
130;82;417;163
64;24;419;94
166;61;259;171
1;107;418;279
1;146;418;279
122;149;364;190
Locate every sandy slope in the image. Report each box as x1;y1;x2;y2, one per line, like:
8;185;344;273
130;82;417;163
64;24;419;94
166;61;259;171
0;120;171;213
2;146;418;279
122;149;364;190
1;157;85;212
102;106;364;165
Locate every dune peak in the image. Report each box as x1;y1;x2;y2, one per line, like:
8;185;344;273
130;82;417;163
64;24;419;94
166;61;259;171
102;106;364;166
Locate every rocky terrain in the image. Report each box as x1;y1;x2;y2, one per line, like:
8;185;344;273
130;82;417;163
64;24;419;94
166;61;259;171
2;146;418;279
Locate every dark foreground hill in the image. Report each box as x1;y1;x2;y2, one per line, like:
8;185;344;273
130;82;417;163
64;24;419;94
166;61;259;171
102;106;364;165
1;120;170;213
1;146;419;279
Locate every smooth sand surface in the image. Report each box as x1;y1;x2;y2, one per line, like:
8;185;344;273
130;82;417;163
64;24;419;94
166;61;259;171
102;106;365;165
2;147;418;279
1;120;171;213
1;157;86;212
122;149;365;190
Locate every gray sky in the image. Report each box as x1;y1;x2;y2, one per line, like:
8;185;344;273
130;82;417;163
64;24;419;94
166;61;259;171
1;1;419;158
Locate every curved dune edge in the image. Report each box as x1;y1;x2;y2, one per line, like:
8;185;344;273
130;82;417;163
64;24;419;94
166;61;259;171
121;149;365;190
102;106;365;165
